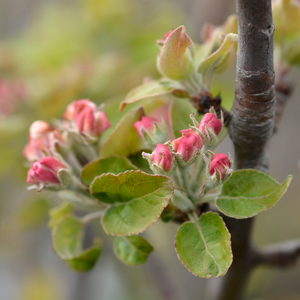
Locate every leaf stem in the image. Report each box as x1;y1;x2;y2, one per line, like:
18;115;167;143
178;165;194;199
81;211;103;225
191;152;206;191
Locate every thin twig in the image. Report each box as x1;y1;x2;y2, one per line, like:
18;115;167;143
252;239;300;268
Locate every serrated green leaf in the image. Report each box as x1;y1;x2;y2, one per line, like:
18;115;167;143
81;155;138;187
114;235;153;266
119;81;176;112
52;216;102;272
198;33;237;88
100;107;144;159
216;170;292;219
48;202;73;229
91;170;174;236
158;26;194;80
66;238;102;272
175;212;232;278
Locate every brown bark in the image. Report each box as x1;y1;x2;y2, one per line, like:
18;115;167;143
215;1;276;299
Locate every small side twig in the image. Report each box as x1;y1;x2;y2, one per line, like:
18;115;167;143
252;239;300;268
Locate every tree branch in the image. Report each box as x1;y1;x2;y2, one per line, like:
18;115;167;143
214;1;276;299
253;239;300;268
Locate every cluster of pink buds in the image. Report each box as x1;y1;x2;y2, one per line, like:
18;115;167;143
64;99;111;142
24;99;111;191
190;107;223;147
142;107;232;190
134;115;168;149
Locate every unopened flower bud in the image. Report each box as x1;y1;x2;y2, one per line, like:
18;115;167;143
199;113;222;137
27;157;69;191
64;99;111;141
134;116;168;148
203;151;233;191
142;144;176;175
23;121;65;162
172;129;203;166
210;154;231;180
190;107;223;147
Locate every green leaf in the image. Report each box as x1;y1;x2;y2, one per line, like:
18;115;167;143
175;212;232;278
216;170;293;219
198;33;237;87
128;150;152;173
100;107;144;159
91;170;174;236
66;238;102;272
52;216;102;271
48;202;73;229
119;81;176;112
52;216;83;259
158;26;194;80
81;155;138;187
114;235;153;266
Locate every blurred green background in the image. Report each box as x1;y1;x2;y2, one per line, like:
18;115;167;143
0;0;299;299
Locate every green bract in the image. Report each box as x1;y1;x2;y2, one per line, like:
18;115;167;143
91;170;174;236
114;235;154;266
51;216;102;271
81;155;138;187
175;212;232;278
216;170;292;218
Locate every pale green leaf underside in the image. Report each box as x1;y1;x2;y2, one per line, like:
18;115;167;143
175;212;232;278
114;235;154;266
66;238;102;272
81;155;138;187
216;170;292;219
52;216;102;271
91;170;174;236
158;25;194;80
52;216;83;259
48;202;73;229
119;81;175;112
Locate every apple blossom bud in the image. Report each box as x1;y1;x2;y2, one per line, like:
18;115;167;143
202;151;233;191
199;113;222;137
209;153;230;180
172;129;203;166
134;116;168;148
64;99;96;120
64;99;111;140
23;121;65;162
190;107;223;147
27;157;68;190
142;144;176;175
156;29;174;46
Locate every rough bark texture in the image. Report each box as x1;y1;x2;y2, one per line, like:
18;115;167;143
216;1;276;299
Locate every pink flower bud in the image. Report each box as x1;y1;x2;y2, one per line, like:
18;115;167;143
27;157;67;186
162;30;173;41
209;153;230;180
172;129;203;162
23;121;65;162
134;116;158;138
199;113;222;137
151;144;173;172
64;99;96;120
64;99;111;137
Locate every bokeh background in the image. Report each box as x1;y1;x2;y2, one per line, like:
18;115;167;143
0;0;299;299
